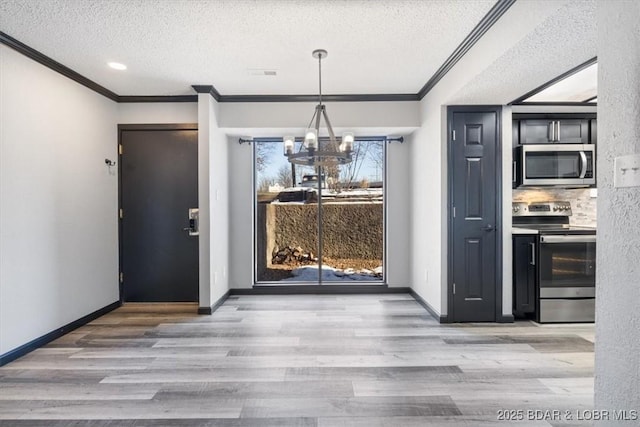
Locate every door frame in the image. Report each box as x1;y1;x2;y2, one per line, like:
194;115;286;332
117;123;199;302
446;106;504;322
251;137;389;287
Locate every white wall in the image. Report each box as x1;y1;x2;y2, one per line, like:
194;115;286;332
210;102;230;303
408;102;447;315
408;1;569;317
228;137;254;288
220;101;418;288
219;101;420;133
385;139;411;287
0;45;119;355
197;95;212;306
197;95;229;306
501;107;513;317
594;0;640;421
118;102;197;124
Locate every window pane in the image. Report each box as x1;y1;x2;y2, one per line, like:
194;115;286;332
320;140;384;282
254;139;384;284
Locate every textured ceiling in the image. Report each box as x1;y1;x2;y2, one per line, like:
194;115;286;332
449;0;596;105
0;0;496;96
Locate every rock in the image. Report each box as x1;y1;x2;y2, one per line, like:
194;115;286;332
271;243;317;266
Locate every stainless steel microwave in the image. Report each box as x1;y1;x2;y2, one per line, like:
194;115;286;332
514;144;596;187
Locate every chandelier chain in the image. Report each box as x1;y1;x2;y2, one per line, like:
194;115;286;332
318;53;322;106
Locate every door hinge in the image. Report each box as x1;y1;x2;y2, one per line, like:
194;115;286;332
119;208;123;219
119;272;124;283
453;283;456;294
119;144;123;155
451;130;456;141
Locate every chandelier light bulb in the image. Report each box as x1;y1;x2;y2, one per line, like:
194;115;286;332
283;136;295;155
341;132;354;152
304;129;318;149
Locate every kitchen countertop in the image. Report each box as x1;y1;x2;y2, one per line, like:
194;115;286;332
512;227;540;235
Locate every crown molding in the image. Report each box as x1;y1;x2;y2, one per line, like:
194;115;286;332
192;85;222;102
417;0;517;100
216;93;419;103
0;31;120;102
512;101;597;107
118;95;198;103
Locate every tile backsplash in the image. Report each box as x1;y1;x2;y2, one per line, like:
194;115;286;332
512;188;597;227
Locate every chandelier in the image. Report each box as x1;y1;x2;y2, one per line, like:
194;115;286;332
283;49;354;166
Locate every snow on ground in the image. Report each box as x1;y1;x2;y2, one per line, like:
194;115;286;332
282;265;383;282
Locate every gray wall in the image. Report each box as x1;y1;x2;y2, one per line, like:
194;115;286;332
594;0;640;422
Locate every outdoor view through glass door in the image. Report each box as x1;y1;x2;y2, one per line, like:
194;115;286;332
255;138;385;284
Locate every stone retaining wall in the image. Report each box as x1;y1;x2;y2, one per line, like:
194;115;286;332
256;202;383;275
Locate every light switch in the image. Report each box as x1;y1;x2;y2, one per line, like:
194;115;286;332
614;154;640;188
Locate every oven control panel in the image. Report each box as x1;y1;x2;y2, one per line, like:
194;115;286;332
512;201;572;216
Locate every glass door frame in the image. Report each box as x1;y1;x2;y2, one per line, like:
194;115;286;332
252;136;389;286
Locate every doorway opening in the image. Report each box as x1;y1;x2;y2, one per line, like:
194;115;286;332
254;138;386;284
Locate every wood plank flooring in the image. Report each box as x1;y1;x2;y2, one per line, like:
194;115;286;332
0;294;595;426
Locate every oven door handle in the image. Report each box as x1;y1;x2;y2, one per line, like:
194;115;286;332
579;151;588;179
540;235;596;244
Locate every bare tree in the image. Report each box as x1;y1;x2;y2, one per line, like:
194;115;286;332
370;140;384;181
339;141;372;188
257;176;273;192
255;142;277;173
276;164;293;188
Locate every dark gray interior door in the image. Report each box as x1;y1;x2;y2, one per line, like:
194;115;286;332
449;109;500;321
120;127;198;302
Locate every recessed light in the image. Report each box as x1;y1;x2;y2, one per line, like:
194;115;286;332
108;62;127;71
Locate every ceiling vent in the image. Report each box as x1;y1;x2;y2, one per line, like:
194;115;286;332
247;69;277;76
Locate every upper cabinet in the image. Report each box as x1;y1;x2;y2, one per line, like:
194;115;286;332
513;114;596;146
518;119;589;144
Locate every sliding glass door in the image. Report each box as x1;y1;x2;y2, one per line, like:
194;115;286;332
254;138;384;284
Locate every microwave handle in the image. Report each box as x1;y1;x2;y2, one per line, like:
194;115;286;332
513;161;516;183
579;151;588;179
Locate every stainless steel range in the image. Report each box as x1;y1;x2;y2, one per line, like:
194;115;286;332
513;201;596;323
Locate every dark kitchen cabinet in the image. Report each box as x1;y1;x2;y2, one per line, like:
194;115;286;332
513;235;537;318
519;119;589;144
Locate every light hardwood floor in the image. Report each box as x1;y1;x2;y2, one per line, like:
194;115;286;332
0;294;595;426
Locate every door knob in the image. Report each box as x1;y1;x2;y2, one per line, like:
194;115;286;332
482;224;494;232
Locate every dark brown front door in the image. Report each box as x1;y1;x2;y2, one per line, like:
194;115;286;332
448;107;501;322
119;125;198;302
